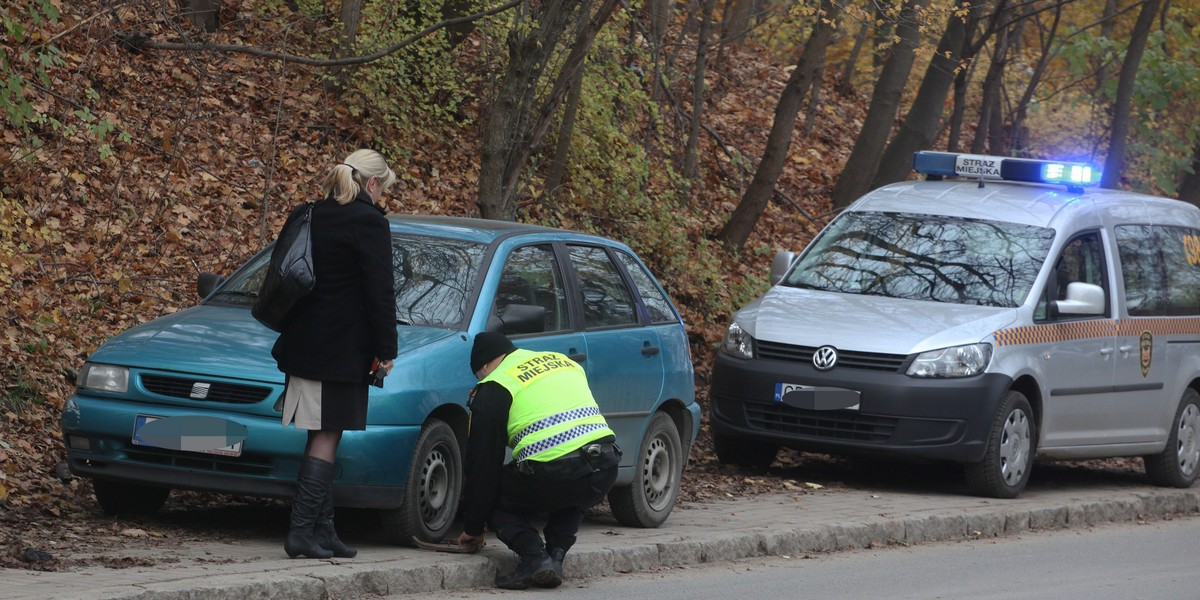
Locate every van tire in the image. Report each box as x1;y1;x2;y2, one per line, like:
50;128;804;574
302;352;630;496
1144;388;1200;488
966;391;1035;498
380;419;462;545
713;432;779;469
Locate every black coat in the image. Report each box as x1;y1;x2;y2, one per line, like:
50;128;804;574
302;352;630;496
272;191;398;383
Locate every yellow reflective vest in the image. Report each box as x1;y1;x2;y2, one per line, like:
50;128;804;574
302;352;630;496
480;348;614;462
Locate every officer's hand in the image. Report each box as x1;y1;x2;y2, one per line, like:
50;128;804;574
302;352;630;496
457;531;485;551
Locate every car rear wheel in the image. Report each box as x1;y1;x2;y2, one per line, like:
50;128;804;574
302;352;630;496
92;479;170;515
609;412;681;528
713;431;779;469
1144;388;1200;488
380;419;462;545
965;390;1035;498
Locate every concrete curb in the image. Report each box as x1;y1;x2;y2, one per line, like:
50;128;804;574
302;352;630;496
47;488;1197;600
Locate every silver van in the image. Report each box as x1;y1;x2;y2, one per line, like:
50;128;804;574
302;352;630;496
710;151;1200;497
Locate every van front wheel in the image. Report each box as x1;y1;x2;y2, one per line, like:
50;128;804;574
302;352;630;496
966;391;1035;498
1144;388;1200;488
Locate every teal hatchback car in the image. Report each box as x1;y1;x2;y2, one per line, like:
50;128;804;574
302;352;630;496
62;215;700;544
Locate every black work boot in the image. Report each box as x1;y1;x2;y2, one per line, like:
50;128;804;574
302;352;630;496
284;456;334;559
315;483;356;558
494;551;556;590
536;547;565;588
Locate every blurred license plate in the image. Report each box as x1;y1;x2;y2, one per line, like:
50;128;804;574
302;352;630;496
774;383;860;411
132;415;244;457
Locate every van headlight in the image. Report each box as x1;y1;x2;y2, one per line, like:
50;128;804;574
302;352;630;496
906;344;991;378
720;321;755;359
77;363;129;393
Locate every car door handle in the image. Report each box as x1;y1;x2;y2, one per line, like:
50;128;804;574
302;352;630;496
569;353;587;362
641;345;660;356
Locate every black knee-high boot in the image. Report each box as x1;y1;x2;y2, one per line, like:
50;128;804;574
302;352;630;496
285;456;334;559
315;480;356;558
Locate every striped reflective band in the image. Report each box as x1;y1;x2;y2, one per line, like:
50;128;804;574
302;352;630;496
516;423;610;462
511;406;602;448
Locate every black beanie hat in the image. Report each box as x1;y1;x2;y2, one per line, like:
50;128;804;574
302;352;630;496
471;332;517;375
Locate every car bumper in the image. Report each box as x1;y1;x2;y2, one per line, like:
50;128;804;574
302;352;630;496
61;394;420;508
709;353;1013;463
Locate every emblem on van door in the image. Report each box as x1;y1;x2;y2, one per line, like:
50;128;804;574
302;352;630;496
1140;331;1153;378
813;346;838;371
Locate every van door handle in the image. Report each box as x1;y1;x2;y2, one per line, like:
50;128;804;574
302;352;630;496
1099;347;1113;356
641;345;660;356
569;353;587;362
1118;345;1135;353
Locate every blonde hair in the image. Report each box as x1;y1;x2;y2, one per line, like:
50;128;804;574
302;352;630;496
321;149;397;205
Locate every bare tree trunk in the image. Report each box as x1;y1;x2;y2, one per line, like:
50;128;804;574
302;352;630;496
647;0;670;45
1180;136;1200;206
871;11;971;188
829;0;928;210
722;0;756;49
1009;6;1063;154
327;0;366;92
837;22;869;96
544;72;585;203
1096;0;1119;94
185;0;220;32
716;0;841;252
1101;0;1162;189
683;0;720;182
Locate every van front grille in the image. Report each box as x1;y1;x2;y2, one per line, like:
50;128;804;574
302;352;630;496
743;402;898;442
141;374;271;404
756;341;908;372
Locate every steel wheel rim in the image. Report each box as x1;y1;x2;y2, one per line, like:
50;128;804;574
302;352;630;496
419;446;451;525
1177;403;1200;477
999;408;1031;486
643;435;675;511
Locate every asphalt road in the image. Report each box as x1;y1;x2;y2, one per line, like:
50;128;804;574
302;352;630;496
395;515;1200;599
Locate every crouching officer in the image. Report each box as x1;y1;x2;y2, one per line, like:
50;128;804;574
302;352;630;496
456;332;621;589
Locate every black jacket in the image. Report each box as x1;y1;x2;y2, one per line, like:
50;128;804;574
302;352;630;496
271;191;398;382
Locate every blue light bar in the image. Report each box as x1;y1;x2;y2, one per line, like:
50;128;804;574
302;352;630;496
912;151;1101;189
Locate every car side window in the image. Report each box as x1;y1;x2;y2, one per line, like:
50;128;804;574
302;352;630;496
1036;232;1107;320
567;245;638;329
492;244;570;333
614;250;677;324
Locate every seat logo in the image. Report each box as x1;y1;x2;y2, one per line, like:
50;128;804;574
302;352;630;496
190;382;212;399
813;346;838;371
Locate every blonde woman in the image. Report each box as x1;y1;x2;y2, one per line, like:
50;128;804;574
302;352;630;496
271;149;399;558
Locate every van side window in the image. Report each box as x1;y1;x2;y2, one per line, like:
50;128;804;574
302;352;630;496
1036;232;1107;320
1115;225;1200;316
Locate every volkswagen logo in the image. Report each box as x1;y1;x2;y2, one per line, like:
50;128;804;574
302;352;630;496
813;346;838;371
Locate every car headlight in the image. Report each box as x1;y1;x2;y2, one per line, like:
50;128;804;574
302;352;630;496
906;343;991;378
719;321;755;359
77;363;129;393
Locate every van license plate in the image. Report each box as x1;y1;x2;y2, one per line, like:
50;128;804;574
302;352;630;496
774;383;860;411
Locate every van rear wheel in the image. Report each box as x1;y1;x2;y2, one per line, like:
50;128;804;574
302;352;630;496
966;391;1035;498
1144;388;1200;488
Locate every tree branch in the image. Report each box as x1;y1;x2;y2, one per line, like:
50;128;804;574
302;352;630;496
119;0;521;66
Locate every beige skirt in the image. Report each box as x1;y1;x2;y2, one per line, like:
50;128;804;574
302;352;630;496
280;375;369;431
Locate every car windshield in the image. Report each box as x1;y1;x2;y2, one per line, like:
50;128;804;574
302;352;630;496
783;211;1055;307
209;233;487;328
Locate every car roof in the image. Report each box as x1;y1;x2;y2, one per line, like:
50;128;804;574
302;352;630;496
851;179;1200;229
386;214;616;247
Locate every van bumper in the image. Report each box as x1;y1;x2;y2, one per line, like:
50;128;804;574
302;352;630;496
709;353;1014;463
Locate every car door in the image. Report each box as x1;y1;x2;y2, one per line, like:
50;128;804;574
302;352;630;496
563;244;665;447
486;243;587;361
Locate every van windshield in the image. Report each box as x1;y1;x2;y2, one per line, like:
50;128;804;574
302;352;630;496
784;211;1055;307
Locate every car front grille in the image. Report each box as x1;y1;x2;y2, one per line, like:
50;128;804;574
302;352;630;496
141;374;271;404
122;444;274;476
756;340;909;372
742;401;898;442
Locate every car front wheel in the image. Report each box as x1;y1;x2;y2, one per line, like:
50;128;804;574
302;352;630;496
1144;388;1200;488
380;418;462;545
609;411;682;528
965;390;1035;498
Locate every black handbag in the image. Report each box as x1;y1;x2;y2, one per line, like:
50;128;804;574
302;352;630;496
252;202;316;332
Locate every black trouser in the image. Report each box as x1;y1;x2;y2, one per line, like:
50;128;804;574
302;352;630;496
490;446;620;557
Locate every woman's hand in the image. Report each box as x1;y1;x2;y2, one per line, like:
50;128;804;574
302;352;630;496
378;359;394;375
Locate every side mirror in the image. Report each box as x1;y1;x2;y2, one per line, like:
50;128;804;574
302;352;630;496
485;304;547;335
1055;282;1105;315
197;272;224;299
769;251;796;286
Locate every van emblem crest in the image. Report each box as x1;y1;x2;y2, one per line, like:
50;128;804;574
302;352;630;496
813;346;838;371
1139;331;1153;378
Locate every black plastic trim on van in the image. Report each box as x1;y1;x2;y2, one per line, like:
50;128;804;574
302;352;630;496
1050;382;1163;396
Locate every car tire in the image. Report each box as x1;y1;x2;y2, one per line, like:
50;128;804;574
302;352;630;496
609;412;682;528
92;479;170;515
713;431;779;469
380;419;462;545
965;390;1035;499
1143;388;1200;488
